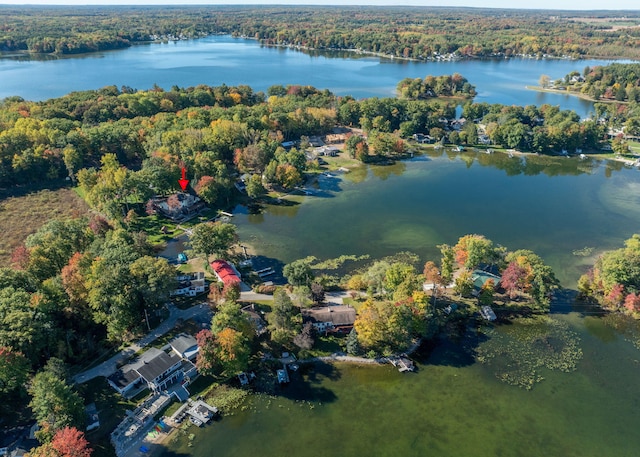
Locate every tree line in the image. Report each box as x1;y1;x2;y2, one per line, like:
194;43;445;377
1;6;640;59
3;77;640;208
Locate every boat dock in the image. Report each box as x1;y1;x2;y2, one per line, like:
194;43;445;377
169;399;218;427
388;356;415;373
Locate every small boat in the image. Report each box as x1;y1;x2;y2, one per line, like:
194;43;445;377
480;306;497;321
189;416;203;427
277;368;290;384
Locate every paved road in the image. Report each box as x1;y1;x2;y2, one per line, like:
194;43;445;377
73;303;212;384
73;290;350;384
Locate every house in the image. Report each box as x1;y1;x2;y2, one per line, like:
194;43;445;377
302;305;356;333
107;367;144;397
171;272;206;297
471;270;501;297
86;403;100;432
148;192;205;222
241;304;268;336
170;334;199;361
108;346;198;399
413;133;434;144
210;260;242;287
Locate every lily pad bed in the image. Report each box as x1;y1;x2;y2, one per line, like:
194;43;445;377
475;316;583;390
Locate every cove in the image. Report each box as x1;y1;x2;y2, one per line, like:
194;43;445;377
0;35;619;118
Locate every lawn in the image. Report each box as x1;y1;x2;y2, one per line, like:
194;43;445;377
0;185;89;265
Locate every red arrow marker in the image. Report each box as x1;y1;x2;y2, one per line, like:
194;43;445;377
178;167;189;191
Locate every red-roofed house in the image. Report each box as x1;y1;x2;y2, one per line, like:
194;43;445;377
211;260;241;287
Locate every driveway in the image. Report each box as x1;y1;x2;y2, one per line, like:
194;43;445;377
73;303;212;384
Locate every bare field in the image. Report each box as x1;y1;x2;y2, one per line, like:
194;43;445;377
0;187;90;265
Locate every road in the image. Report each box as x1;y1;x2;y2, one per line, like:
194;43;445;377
73;303;212;384
73;289;349;384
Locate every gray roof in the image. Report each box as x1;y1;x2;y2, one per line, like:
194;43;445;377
135;351;182;382
107;368;141;389
170;334;198;356
302;306;356;327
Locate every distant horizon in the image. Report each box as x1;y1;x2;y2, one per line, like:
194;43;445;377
0;1;639;12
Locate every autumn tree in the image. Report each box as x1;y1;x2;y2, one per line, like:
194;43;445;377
454;270;474;297
194;175;219;204
50;426;92;457
501;261;529;299
539;74;551;88
195;329;216;375
504;249;558;307
453;234;500;270
215;327;251;374
478;279;495;306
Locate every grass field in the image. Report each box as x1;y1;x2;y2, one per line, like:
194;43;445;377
0;185;90;265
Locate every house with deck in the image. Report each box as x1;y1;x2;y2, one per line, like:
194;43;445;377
302;305;356;334
108;342;198;399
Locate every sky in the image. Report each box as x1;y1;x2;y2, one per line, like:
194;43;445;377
0;1;638;11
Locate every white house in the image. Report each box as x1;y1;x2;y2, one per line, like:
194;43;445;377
171;272;206;297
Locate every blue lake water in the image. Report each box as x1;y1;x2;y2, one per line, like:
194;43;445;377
0;35;617;119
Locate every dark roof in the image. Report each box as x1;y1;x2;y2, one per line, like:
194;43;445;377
302;306;356;327
107;368;141;389
135;351;182;382
170;335;197;355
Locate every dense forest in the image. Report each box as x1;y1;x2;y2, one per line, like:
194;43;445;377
1;6;640;59
3;77;640;199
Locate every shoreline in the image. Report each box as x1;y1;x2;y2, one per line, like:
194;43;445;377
525;85;629;105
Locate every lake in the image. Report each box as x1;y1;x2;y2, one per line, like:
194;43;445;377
2;34;638;457
0;35;618;118
164;313;640;457
234;151;640;287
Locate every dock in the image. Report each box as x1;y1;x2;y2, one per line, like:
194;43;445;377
388;355;415;373
256;267;275;278
171;399;218;427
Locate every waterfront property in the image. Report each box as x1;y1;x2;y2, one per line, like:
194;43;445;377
302;305;356;334
110;393;172;457
471;270;502;296
210;260;242;287
107;337;198;399
148;193;205;222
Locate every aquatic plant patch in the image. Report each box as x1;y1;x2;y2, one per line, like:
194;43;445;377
475;316;583;389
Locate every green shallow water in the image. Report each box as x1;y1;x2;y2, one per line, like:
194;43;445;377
235;152;640;286
164;315;640;457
